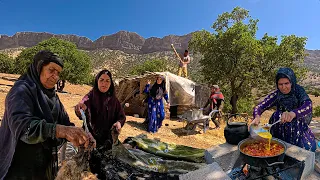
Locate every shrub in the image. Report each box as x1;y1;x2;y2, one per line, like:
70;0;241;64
309;89;320;97
130;59;167;75
15;38;92;84
313;106;320;117
0;53;14;74
223;96;255;115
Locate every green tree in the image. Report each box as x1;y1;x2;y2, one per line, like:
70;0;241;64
189;7;307;113
130;59;168;75
0;53;14;74
15;38;92;84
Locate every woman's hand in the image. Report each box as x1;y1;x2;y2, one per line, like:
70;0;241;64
248;115;260;131
281;112;296;123
56;125;90;148
75;102;87;117
112;121;122;133
87;132;96;150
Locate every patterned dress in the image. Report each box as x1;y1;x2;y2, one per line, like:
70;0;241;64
253;68;316;152
144;84;169;133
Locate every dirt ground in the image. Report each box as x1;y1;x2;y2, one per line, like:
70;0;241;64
1;73;320;150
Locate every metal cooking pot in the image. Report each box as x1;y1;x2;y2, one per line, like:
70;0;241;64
224;121;249;145
238;138;287;168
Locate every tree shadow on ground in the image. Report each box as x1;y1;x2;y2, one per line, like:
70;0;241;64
126;120;148;132
171;127;202;137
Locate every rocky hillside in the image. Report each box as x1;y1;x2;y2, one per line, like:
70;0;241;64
0;47;202;79
0;31;319;81
0;47;25;58
87;49;180;76
305;50;320;72
0;31;192;54
86;49;202;78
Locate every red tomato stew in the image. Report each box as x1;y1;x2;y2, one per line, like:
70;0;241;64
241;142;285;157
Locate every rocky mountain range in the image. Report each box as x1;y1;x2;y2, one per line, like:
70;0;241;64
0;31;192;54
0;31;320;81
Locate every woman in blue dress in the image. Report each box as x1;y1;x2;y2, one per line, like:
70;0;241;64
249;67;316;152
144;75;169;133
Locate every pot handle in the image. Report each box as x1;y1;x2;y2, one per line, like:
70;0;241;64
265;160;284;166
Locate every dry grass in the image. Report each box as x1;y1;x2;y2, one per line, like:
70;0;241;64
0;73;227;149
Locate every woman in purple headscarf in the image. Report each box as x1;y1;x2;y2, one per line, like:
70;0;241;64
249;67;316;152
75;69;126;150
144;75;169;133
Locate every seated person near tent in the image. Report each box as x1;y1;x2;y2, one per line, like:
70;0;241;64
75;69;126;150
144;75;169;133
202;85;224;129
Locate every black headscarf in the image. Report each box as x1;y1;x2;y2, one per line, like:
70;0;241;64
83;70;126;147
150;76;166;99
0;50;67;179
19;50;64;98
93;69;114;96
91;69;115;113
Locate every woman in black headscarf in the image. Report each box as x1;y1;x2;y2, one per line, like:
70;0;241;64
143;75;169;133
75;69;126;150
0;50;92;180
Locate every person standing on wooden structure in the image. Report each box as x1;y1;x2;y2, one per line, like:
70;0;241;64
171;44;191;78
178;50;191;78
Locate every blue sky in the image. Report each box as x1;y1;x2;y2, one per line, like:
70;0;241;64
0;0;319;49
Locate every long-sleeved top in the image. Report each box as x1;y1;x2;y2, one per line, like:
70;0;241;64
0;80;71;180
253;90;316;151
144;84;169;103
203;92;224;111
77;90;126;149
253;91;312;120
143;84;169;133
